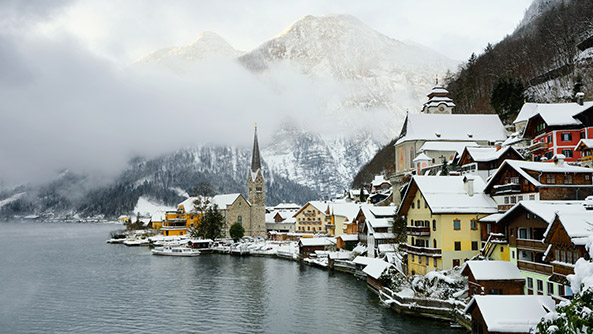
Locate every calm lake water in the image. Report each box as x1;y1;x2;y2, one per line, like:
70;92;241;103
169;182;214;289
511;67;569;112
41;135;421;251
0;222;464;333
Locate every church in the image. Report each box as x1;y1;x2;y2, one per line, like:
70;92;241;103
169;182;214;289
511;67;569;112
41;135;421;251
245;125;267;237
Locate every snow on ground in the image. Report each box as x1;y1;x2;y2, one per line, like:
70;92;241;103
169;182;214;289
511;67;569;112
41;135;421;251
133;196;175;217
410;266;466;300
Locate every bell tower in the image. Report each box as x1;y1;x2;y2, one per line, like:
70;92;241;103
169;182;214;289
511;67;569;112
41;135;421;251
247;124;266;237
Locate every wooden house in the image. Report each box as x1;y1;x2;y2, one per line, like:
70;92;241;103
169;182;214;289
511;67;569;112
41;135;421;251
483;159;593;212
293;201;329;234
298;237;336;259
458;146;523;182
462;261;525;297
464;295;554;334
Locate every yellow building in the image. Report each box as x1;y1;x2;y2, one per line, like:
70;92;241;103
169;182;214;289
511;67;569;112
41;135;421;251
327;202;360;237
397;175;498;276
294;201;329;234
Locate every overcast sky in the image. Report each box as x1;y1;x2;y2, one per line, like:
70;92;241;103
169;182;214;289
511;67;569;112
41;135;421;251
0;0;533;185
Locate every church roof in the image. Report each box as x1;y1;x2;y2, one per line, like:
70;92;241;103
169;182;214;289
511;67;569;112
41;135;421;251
251;126;262;174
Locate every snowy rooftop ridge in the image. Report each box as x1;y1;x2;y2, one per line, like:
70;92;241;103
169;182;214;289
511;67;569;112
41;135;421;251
462;261;524;281
487;160;593;189
396;114;507;145
464;146;521;162
418;141;478;155
516;101;593;126
465;295;554;333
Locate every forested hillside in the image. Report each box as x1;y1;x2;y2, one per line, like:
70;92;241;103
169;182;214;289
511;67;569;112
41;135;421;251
446;0;593;123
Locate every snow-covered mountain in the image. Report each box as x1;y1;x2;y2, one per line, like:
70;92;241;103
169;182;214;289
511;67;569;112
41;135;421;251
240;14;456;116
1;14;459;219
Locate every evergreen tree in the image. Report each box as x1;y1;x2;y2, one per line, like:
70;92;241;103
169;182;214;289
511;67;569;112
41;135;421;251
391;215;407;243
229;222;245;242
440;157;449;176
490;77;525;124
193;204;225;240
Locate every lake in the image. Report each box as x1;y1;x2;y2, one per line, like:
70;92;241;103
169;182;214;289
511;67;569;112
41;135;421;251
0;222;464;333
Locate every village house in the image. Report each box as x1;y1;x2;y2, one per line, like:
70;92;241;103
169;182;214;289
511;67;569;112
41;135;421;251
483;158;593;212
415;141;478;175
464;295;554;334
521;97;593;162
542;197;593;299
575;138;593;168
458;145;524;182
298;237;336;259
492;200;592;299
293;201;329;234
462;261;525;297
355;205;396;258
327;202;360;237
397;175;498;276
265;203;299;234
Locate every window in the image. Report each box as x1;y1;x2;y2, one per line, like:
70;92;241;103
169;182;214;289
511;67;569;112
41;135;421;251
564;175;573;184
562;149;573;158
547;135;553;143
510;228;514;237
512;250;515;259
411;254;414;261
527;277;533;289
454;220;460;230
454;241;461;251
519;228;527;239
546;174;555;184
433;258;437;267
471;220;477;230
529;195;535;200
471;241;478;251
518;195;523;201
547;282;554;295
452;259;460;267
238;216;242;224
561;133;572;141
433;239;437;248
418;256;422;263
410;219;414;226
504;197;509;204
425;201;428;209
425;256;429;265
586;174;591;182
417;200;420;209
526;212;530;219
432;220;436;231
411;202;415;209
537;279;544;294
511;196;516;204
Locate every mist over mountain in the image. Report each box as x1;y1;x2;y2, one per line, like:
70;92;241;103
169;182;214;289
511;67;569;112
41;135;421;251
0;14;457;220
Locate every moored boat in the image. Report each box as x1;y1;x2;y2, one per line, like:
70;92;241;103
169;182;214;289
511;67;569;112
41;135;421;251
151;245;201;257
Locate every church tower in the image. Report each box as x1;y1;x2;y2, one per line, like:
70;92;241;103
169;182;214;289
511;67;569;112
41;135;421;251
421;76;455;114
247;125;266;237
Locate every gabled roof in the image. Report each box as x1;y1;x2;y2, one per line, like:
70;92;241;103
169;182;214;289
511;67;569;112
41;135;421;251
360;206;393;229
519;101;593;126
212;193;245;208
299;237;335;247
395;113;507;145
464;295;554;333
462;146;522;163
462;261;524;281
575;139;593;150
293;201;329;217
485;160;593;191
362;258;393;280
371;175;390;187
329;202;360;221
398;176;498;215
497;200;584;226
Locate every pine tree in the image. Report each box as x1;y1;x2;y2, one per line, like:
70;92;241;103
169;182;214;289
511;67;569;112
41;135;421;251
229;222;245;242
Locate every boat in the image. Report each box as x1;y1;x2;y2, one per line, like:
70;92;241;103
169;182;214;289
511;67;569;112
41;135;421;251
123;238;150;246
151;245;201;257
106;238;126;244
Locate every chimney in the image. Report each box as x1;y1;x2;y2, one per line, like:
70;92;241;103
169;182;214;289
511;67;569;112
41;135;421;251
576;92;585;106
495;141;502;151
554;154;565;166
463;176;475;197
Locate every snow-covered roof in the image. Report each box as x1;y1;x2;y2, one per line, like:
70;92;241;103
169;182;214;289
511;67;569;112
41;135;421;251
330;203;360;221
465;295;554;333
212;193;243;208
308;201;329;213
463;261;524;281
328;251;352;260
299;237;335;247
519;101;593;126
151;211;166;222
464;146;521;163
274;202;301;210
371;175;390;187
360;206;393;229
487;160;593;189
369;207;396;217
353;256;374;266
374;232;396;240
513;103;539;124
418;141;478;155
377;244;397;253
396;114;507;145
337;234;358;242
478;213;504;223
402;176;498;214
362;258;393;279
412;152;431;163
352;245;367;255
575;139;593;150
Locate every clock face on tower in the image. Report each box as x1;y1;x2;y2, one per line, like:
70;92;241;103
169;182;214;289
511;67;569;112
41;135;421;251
439;106;445;111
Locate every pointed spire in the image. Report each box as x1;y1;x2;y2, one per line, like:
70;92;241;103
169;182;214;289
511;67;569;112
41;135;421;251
251;124;261;173
435;74;438;85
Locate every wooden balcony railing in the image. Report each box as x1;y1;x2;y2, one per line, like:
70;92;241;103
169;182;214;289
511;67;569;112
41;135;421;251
516;238;547;252
552;262;575;276
528;142;549;154
406;226;430;237
401;244;442;257
492;183;521;195
517;260;553;275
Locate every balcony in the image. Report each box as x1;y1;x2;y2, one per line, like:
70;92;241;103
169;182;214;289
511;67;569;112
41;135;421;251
401;244;442;257
528;142;549;154
552;261;575;276
578;155;593;162
303;212;316;217
492;183;521;195
406;226;430;236
516;238;547;252
517;260;553;275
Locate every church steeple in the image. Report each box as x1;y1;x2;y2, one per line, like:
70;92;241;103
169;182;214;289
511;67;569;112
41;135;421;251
251;124;261;174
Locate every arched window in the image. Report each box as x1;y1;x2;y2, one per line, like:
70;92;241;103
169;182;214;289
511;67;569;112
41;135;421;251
433;239;437;248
